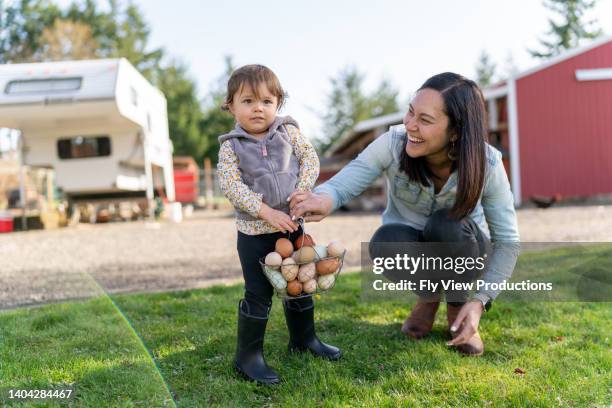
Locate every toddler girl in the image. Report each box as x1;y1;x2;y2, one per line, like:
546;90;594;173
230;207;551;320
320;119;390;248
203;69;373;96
217;64;341;385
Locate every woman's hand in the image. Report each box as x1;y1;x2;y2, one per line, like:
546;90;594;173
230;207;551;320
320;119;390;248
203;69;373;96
258;203;298;233
446;301;484;346
288;192;334;222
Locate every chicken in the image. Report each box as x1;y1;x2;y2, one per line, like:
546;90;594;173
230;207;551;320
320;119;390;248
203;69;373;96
530;193;562;209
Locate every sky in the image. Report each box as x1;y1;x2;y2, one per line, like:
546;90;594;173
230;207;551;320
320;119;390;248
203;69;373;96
132;0;612;141
4;0;612;149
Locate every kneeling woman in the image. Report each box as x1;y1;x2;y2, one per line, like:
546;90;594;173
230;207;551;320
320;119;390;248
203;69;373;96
289;72;520;356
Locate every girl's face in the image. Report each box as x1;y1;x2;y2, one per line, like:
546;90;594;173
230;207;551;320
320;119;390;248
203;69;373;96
228;83;278;137
403;88;455;163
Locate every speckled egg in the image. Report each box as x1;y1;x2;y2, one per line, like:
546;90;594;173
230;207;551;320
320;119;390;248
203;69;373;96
303;279;317;293
281;257;299;281
298;263;316;282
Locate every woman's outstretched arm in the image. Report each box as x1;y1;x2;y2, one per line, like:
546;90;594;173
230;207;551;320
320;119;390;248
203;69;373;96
290;130;394;221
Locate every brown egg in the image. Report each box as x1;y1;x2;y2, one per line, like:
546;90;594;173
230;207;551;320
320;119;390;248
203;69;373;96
295;246;317;264
287;280;303;296
293;234;315;250
275;238;294;258
316;258;340;275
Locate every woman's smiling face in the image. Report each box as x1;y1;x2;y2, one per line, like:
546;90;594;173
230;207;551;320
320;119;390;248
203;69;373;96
403;88;454;160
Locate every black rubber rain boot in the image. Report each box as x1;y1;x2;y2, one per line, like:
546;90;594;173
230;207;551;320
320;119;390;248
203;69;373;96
283;298;342;360
234;300;280;385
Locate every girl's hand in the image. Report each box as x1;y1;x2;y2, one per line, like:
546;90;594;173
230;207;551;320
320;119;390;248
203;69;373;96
258;203;298;233
446;301;484;346
288;192;334;222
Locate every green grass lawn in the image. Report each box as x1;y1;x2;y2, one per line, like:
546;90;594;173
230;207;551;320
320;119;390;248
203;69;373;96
1;251;611;407
0;296;174;407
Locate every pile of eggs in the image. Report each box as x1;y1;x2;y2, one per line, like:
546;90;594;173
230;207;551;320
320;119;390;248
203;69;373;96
264;234;345;297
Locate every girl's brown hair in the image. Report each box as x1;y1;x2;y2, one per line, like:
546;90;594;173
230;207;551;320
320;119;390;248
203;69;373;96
221;64;286;111
400;72;488;220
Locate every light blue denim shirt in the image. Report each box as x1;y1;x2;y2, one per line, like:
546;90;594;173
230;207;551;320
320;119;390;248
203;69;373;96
314;125;521;300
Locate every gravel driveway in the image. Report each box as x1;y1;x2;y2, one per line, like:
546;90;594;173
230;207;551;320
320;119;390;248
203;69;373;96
2;205;612;310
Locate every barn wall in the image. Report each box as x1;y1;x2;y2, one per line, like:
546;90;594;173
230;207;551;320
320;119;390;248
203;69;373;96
516;41;612;198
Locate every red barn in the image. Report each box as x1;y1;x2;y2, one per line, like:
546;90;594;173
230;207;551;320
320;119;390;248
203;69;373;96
483;35;612;206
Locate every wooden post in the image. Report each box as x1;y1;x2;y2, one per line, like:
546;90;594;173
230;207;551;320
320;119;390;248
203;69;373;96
17;132;27;230
204;158;213;210
46;169;54;209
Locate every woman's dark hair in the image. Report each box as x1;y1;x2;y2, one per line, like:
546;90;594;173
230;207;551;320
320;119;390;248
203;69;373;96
221;64;286;111
400;72;487;220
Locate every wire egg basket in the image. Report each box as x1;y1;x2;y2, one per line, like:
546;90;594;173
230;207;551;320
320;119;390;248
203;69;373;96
259;217;346;299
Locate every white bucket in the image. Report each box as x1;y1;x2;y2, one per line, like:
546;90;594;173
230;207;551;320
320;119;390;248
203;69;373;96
168;202;183;223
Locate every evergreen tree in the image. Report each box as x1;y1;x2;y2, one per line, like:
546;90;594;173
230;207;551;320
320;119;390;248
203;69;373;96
502;51;519;79
199;55;236;165
530;0;603;58
318;66;399;154
37;19;98;61
0;0;62;63
475;50;496;87
156;61;205;161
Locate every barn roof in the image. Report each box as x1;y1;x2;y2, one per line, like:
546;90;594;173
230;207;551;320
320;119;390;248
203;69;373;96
483;35;612;98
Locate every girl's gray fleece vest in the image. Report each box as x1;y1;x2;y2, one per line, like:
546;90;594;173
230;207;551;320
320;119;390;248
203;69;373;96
218;116;300;221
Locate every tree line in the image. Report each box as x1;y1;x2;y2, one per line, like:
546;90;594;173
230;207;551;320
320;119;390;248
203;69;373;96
0;0;605;163
475;0;603;87
0;0;235;164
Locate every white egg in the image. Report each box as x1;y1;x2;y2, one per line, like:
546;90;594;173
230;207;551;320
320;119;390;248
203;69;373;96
265;252;283;267
317;274;336;290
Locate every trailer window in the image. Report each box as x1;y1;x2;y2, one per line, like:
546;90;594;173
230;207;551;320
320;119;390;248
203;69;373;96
57;136;111;159
130;86;138;106
5;77;82;94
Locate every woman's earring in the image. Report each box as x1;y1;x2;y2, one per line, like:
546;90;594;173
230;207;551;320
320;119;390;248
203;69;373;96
448;141;458;161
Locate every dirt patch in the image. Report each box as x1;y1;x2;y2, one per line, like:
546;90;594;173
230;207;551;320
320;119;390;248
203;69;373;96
2;205;612;310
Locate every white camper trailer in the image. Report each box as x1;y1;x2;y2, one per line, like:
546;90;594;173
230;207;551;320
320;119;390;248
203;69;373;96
0;58;176;218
